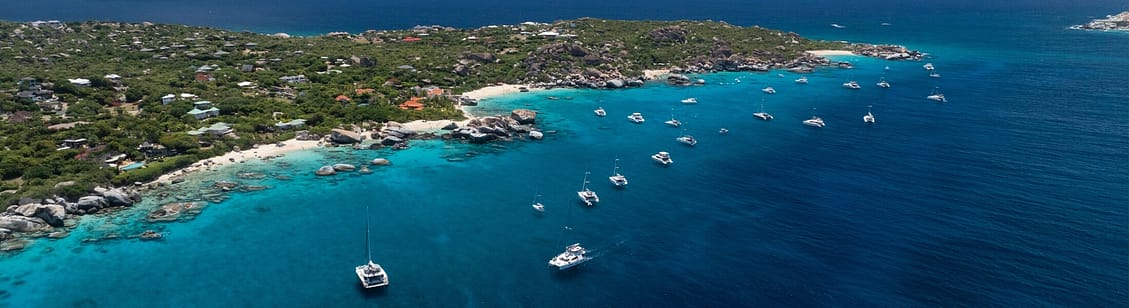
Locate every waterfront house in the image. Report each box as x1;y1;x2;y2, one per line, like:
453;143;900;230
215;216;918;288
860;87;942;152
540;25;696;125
400;97;425;110
187;101;220;120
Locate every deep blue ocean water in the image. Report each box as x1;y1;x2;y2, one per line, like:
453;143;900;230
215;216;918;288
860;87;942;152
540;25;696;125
1;1;1128;307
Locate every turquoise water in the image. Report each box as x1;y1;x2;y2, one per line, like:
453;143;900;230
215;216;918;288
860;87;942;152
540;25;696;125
2;5;1128;307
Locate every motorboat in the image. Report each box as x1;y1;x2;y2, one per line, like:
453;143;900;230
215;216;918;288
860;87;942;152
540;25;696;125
627;112;645;123
356;204;389;288
803;116;825;128
548;243;591;270
651;151;673;165
863;106;875;124
718;128;729;135
680;97;698;104
594;107;606;117
923;63;935;70
531;194;545;212
842;81;861;89
929;71;941;78
795;76;809;84
576;171;599;206
831;23;845;29
762;87;776;94
608;159;628;187
677;135;697;146
753;103;773;121
876;78;890;88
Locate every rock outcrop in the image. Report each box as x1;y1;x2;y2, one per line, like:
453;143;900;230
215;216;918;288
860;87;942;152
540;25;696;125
315;166;337;176
13;204;66;227
510;109;537;124
0;215;48;232
330;128;363;144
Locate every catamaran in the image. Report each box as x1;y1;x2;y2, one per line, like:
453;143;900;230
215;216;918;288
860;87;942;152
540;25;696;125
863;105;876;124
608;159;628;187
927;87;947;102
680;97;698;104
531;194;545;212
627;112;645;123
594;107;606;117
652;151;673;165
795;76;809;84
356;204;389;289
923;62;935;70
664;109;682;127
876;78;890;88
753;101;774;121
577;171;599;206
842;81;861;89
803;109;825;128
762;86;776;94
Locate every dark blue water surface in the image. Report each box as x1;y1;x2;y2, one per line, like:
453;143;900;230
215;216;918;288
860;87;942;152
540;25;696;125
0;1;1127;307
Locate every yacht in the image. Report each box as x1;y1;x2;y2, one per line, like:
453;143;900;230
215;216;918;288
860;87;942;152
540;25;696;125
753;103;774;121
923;63;935;70
680;97;698;104
531;194;545;212
795;76;809;84
548;243;592;270
356;204;389;289
842;81;861;89
627;112;645;124
677;135;698;146
803;116;826;128
926;88;947;102
594;107;606;117
608;159;628;187
718;128;729;135
876;78;890;88
576;171;599;206
651;151;673;165
664;110;682;127
762;86;776;94
863;106;876;124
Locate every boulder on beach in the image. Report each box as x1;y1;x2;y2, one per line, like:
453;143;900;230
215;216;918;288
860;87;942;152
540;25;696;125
370;158;391;165
510;109;537;125
315;166;337;176
605;79;625;88
14;204;66;227
333;164;356;171
102;188;140;207
667;74;691;85
380;136;403;146
74;196;108;213
0;215;49;232
330;128;363;144
441;122;459;130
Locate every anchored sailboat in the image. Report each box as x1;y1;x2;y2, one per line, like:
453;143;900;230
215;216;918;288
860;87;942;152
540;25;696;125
355;204;389;288
608;159;628;187
577;171;599;206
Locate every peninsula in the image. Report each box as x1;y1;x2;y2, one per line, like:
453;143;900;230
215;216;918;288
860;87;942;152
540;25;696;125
1070;11;1129;31
0;18;920;249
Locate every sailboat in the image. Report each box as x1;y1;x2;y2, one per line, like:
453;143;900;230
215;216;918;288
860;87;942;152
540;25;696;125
664;109;682;127
929;70;941;78
676;127;697;146
608;159;628;187
927;87;947;102
876;77;890;88
531;194;545;212
863;105;876;124
753;99;774;121
795;76;809;84
355;204;389;288
803;108;825;128
577;171;599;206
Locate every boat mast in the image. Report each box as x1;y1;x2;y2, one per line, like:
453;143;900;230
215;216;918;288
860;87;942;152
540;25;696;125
365;203;372;263
580;171;590;191
612;159;619;176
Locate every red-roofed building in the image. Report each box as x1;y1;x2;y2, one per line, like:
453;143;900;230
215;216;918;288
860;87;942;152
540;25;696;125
402;37;422;42
336;95;351;102
425;87;445;98
355;88;375;95
399;97;425;110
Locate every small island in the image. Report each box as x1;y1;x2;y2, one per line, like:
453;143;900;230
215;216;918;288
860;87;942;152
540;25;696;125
0;18;921;250
1070;11;1129;31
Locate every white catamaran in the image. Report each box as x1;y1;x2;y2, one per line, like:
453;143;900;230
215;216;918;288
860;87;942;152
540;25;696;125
355;204;389;289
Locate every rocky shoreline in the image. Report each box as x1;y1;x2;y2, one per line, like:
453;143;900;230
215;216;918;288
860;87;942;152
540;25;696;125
1070;11;1129;31
1;187;142;251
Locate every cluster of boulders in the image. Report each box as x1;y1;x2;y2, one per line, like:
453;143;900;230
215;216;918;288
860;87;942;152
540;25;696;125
372;125;418;150
315;158;389;176
849;43;925;61
519;42;647;89
445;109;541;143
1;187;141;247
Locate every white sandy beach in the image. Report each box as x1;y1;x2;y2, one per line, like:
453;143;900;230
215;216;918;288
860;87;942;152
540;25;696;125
460;83;545;101
643;69;671;80
805;50;857;56
149;139;321;185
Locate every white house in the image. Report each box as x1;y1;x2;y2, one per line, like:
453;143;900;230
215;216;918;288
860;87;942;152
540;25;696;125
161;94;176;105
187;101;220;120
68;78;91;86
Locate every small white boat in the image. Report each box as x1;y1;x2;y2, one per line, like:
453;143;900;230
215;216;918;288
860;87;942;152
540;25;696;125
680;97;698;104
880;22;892;26
777;73;785;78
876;78;890;88
577;171;599;206
863;106;875;124
929;71;941;78
531;194;545;212
548;243;591;270
753;103;773;121
795;76;809;84
762;86;776;94
594;107;606;117
651;151;673;165
831;23;845;29
608;159;628;187
927;88;947;102
627;112;645;123
923;63;935;70
664;109;681;127
677;135;697;146
718;128;729;135
803;116;825;128
842;81;861;89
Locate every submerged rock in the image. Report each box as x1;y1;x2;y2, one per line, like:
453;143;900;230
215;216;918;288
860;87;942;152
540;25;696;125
370;158;391;166
315;166;337;176
333;164;356;171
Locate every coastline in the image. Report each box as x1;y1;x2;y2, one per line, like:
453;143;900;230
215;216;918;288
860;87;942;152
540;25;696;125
148;139;321;186
399;83;545;132
805;49;856;56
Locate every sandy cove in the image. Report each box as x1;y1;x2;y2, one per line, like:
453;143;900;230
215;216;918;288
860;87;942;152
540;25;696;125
805;49;857;56
149;139;320;185
399;83;545;132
